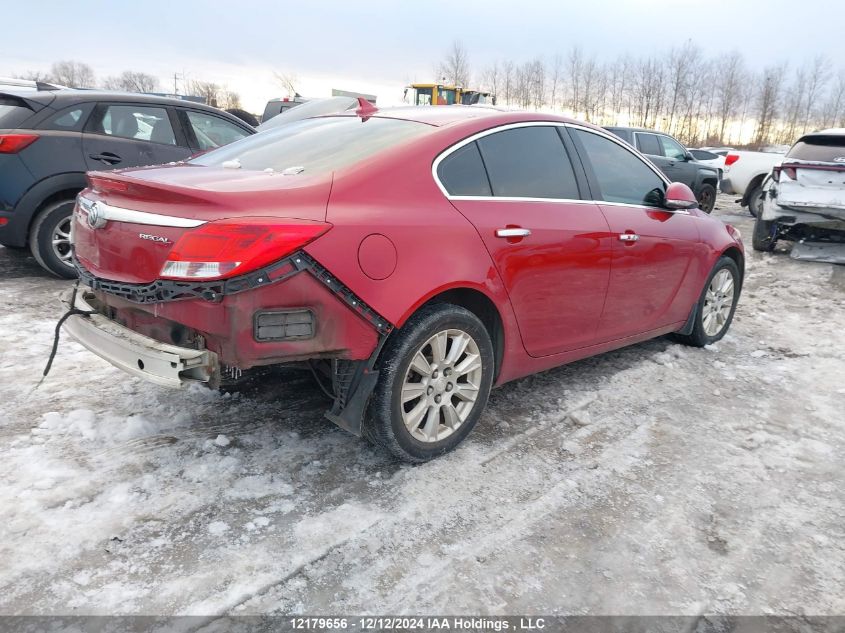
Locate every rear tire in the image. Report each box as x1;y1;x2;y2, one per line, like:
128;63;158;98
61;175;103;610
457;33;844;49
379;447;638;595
674;256;741;348
752;213;778;252
364;303;494;463
29;199;77;279
696;183;717;214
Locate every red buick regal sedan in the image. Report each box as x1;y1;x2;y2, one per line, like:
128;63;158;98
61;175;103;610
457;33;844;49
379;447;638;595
62;104;744;462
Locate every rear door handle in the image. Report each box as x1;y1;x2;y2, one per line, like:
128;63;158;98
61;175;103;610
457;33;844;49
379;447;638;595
618;233;640;242
89;152;122;165
496;228;531;238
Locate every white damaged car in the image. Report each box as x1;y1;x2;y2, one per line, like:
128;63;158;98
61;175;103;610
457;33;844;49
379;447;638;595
754;129;845;262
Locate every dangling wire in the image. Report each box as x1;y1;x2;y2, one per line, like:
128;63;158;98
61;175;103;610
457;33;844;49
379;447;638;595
35;283;96;389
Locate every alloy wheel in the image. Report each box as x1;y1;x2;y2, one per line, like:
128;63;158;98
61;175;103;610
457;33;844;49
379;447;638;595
51;216;73;267
400;328;483;443
702;269;736;336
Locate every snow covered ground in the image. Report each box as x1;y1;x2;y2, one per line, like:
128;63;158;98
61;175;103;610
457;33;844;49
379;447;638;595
1;195;843;616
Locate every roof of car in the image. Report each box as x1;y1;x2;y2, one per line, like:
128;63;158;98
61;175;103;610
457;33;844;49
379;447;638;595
331;105;586;128
605;125;670;135
8;88;229;112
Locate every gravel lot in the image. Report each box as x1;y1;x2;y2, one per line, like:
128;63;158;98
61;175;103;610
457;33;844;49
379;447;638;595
1;194;843;616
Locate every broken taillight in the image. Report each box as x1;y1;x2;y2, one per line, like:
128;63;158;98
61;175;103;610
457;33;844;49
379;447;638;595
160;217;331;280
772;165;797;182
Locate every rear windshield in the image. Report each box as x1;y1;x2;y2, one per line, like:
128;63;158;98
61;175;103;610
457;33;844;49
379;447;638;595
787;136;845;163
0;97;34;129
193;116;431;174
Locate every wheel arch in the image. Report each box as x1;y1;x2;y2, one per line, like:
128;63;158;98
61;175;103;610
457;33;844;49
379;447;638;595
740;173;767;206
394;284;506;381
719;245;745;291
17;172;87;241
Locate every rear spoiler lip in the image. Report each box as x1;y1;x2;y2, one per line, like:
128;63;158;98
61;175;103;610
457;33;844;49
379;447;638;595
0;90;56;112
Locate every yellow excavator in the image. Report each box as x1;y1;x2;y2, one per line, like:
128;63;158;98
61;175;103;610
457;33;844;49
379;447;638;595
404;83;495;106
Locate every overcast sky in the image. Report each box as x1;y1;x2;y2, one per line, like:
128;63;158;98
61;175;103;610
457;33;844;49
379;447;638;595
5;0;843;111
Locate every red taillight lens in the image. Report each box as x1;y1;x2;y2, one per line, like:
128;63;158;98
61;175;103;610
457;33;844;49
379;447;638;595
0;133;39;154
160;217;331;280
724;153;739;167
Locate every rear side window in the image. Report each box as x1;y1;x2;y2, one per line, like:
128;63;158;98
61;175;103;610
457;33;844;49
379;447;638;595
192;116;431;174
0;97;34;129
636;133;662;156
437;141;491;196
92;104;176;145
690;149;718;160
41;104;94;131
572;129;666;206
787;136;845;162
476;126;580;199
185;111;249;150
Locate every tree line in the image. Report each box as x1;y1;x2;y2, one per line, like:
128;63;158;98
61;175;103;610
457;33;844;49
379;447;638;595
438;41;845;149
14;60;242;110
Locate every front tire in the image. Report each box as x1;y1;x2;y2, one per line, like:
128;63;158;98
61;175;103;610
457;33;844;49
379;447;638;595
675;257;741;347
696;183;717;214
29;199;77;279
364;303;494;463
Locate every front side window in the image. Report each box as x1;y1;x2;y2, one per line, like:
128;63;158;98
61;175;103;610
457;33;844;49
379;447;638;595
437;141;491;196
476;126;580;199
660;135;687;160
573;129;666;207
636;133;662;156
186;111;250;150
192;116;432;174
95;104;175;145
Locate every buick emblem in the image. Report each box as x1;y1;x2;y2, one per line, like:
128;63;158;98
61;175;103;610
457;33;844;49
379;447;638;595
87;202;107;229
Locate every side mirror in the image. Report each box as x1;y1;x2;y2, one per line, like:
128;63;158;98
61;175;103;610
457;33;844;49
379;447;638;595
664;182;698;210
685;152;695;161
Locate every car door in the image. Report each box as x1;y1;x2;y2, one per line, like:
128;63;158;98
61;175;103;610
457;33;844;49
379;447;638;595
569;127;701;341
82;103;191;171
436;124;613;357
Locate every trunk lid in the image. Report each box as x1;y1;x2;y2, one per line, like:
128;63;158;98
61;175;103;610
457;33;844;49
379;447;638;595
73;164;333;283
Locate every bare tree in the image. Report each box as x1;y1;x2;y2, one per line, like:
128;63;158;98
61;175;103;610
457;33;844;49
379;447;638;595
802;55;830;134
273;72;299;97
188;80;221;107
548;54;563;110
821;69;845;128
754;64;787;147
501;60;515;106
103;70;159;93
438;40;471;87
480;61;501;101
50;60;96;88
715;52;745;143
15;70;54;83
566;46;583;116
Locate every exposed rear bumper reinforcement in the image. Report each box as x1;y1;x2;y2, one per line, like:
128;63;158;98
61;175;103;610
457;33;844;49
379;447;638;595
61;288;218;388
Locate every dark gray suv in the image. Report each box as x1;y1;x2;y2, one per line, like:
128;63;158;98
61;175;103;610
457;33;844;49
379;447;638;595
604;126;720;214
0;89;255;277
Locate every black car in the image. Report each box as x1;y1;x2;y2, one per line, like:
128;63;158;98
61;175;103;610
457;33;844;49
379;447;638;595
0;89;255;277
604;126;720;213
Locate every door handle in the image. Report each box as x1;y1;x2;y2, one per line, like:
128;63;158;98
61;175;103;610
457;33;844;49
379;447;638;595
496;228;531;238
618;233;640;242
89;152;122;165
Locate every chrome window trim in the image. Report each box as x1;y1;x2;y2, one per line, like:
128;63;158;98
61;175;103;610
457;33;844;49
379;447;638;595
77;196;207;228
431;121;672;208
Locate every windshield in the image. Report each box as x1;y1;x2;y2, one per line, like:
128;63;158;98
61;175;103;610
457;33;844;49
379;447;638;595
787;136;845;163
192;116;432;174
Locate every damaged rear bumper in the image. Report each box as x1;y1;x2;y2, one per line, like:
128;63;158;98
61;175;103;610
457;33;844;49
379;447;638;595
61;288;218;388
762;199;845;231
